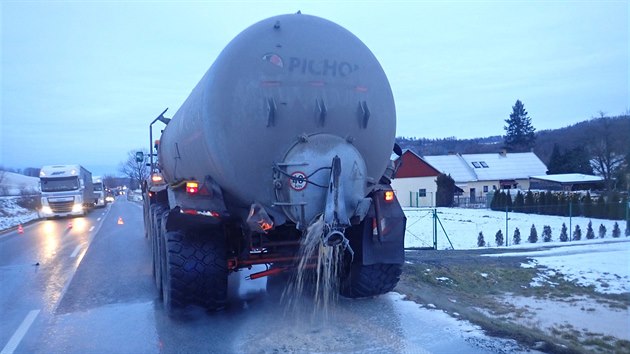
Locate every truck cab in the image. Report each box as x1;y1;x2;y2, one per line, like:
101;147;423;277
39;165;94;218
92;176;107;208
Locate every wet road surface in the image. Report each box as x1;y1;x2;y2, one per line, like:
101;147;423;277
1;197;530;354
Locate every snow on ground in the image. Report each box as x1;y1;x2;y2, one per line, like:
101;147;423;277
0;196;39;231
0;171;39;195
485;241;630;294
404;207;627;250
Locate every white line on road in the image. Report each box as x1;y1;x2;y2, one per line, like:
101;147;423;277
97;217;101;221
70;245;83;258
89;226;95;232
0;309;41;354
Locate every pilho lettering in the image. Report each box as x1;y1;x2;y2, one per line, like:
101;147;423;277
288;57;359;77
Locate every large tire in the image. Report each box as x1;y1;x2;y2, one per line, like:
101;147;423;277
151;206;168;294
340;263;402;298
161;229;228;314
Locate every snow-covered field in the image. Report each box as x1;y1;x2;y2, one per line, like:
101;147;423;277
404;207;627;250
404;207;630;294
488;242;630;294
0;171;39;195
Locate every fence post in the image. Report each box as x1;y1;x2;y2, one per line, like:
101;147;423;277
569;199;573;241
505;204;509;247
433;208;437;250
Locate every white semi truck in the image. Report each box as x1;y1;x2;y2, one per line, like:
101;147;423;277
39;165;94;218
92;176;107;208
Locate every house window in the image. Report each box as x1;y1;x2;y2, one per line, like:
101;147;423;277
471;162;481;168
483;186;488;193
480;161;489;168
493;185;497;191
418;188;426;197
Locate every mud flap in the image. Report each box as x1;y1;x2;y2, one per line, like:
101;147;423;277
357;190;406;265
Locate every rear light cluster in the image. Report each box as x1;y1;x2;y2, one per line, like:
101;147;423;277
384;190;395;202
186;182;199;195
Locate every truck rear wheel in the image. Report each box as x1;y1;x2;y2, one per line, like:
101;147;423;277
161;229;228;314
151;206;168;294
340;263;402;298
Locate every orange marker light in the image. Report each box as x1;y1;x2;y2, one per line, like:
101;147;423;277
384;191;395;202
186;182;199;195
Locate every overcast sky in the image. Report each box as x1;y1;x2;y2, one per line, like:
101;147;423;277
1;1;628;176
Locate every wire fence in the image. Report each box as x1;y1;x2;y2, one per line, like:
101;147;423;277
404;201;630;250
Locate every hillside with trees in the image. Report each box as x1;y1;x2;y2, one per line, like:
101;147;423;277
396;113;630;190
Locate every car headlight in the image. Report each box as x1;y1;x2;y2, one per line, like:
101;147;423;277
72;204;83;212
41;206;52;214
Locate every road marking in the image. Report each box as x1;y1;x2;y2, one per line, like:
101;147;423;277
0;309;41;354
97;217;101;221
89;226;95;232
70;245;83;258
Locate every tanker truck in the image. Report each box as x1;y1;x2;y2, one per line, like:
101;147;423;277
143;13;406;313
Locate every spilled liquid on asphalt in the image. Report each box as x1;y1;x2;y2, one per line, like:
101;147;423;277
282;216;345;318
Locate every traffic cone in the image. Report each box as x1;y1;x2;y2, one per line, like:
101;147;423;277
117;217;124;225
67;221;73;229
17;224;24;234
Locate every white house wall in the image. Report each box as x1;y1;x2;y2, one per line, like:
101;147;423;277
391;177;437;207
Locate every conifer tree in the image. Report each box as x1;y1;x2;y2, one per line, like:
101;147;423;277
513;227;521;245
586;221;595;239
573;225;582;241
596;195;606;219
495;229;504;246
583;192;593;218
477;231;486;247
514;191;524;213
612;222;620;238
559;223;568;242
528;224;538;243
542;225;552;242
598;224;607;238
524;191;535;214
503;100;536;152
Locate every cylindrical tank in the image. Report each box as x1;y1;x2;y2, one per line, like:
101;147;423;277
159;13;396;223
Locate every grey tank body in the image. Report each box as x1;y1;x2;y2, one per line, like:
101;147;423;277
159;13;396;225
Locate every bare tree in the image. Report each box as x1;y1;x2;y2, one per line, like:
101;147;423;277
119;149;149;190
589;113;626;190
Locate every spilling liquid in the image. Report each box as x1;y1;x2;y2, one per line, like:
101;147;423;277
282;216;345;318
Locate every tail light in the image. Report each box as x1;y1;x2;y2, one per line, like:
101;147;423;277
186;182;199;195
151;173;164;183
384;190;395;202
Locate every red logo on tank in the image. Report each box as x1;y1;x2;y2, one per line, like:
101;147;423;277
262;53;283;68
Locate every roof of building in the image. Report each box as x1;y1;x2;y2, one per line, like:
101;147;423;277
422;154;476;183
396;150;441;178
423;152;548;183
530;173;604;184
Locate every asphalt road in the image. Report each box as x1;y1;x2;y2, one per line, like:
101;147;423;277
0;197;529;354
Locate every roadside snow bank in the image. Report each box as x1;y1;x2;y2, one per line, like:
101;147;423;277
485;240;630;294
0;197;39;231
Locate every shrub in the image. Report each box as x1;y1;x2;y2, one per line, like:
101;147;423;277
495;229;504;246
513;227;521;245
586;221;595;239
477;231;485;247
573;225;582;241
612;222;620;238
598;224;607;238
528;224;538;243
559;223;568;242
542;225;552;242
